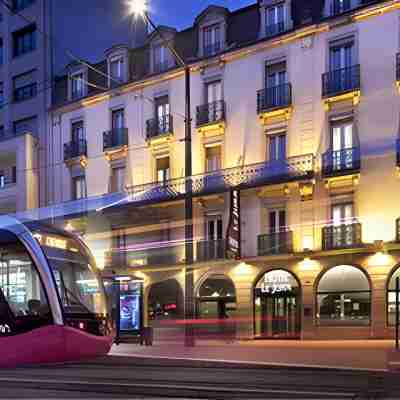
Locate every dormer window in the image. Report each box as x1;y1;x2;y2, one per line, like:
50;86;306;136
203;24;221;57
266;3;285;37
110;56;124;83
71;72;85;100
154;44;169;74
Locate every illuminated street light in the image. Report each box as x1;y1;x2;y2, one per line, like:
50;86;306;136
129;0;148;17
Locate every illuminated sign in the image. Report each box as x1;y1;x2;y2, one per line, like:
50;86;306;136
226;190;241;259
0;324;11;334
261;273;292;294
34;234;69;251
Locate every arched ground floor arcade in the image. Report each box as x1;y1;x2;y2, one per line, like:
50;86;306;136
107;248;400;341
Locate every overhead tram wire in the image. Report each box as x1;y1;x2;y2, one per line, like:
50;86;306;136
0;0;121;87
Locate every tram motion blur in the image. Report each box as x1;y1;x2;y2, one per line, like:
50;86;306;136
0;216;112;366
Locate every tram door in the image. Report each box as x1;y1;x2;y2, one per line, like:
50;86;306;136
254;270;301;339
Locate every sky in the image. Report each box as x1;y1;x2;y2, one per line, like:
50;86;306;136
53;0;255;72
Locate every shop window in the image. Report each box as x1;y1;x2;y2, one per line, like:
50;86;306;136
254;269;301;338
316;265;371;326
387;267;400;326
0;230;52;335
148;279;183;321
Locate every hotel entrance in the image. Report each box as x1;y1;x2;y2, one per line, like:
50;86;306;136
254;269;301;339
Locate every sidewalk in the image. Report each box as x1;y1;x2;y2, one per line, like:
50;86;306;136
110;338;395;371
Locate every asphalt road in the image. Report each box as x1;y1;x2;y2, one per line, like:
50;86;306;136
0;355;398;399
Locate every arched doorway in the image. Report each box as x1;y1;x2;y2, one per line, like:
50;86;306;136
316;265;371;326
254;269;301;339
196;275;237;339
148;279;183;322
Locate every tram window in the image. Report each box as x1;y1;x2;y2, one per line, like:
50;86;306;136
0;235;51;334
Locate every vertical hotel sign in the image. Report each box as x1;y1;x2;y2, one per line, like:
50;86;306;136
226;190;241;259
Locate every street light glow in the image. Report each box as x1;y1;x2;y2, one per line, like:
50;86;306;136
129;0;147;16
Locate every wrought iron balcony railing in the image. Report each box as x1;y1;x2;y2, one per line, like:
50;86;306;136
257;84;292;114
203;42;221;57
103;128;128;152
266;21;286;37
397;53;400;82
196;239;226;262
105;244;185;268
330;0;351;16
322;222;362;251
257;231;293;256
64;139;87;161
125;154;314;208
196;100;226;127
322;147;361;177
322;65;361;98
146;114;173;140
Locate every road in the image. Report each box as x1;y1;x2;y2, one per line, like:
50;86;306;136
0;355;398;399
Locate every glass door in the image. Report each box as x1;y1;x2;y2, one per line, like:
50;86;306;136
155;96;170;134
329;43;353;91
332;203;354;247
206;81;222;121
332;122;353;171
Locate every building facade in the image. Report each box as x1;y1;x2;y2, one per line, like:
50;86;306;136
50;0;400;340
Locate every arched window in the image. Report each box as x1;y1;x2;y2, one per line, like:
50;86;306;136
316;265;371;326
387;266;400;326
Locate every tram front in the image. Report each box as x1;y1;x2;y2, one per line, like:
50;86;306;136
0;217;113;367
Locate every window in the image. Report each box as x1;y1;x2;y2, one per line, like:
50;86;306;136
0;39;3;65
332;203;353;224
13;25;36;57
71;72;85;100
154;44;169;73
264;62;288;108
13;116;37;136
111;166;125;192
331;0;351;15
72;176;87;200
156;156;170;184
71;121;84;143
205;214;223;241
329;40;354;71
316;265;371;326
13;70;37;102
266;3;285;36
110;56;124;85
268;134;286;161
155;96;170;133
387;267;400;326
0;231;52;335
268;209;286;234
203;24;221;56
0;82;3;108
13;0;35;11
205;146;221;172
331;120;355;171
112;109;124;130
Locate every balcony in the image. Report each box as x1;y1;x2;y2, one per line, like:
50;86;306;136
322;65;361;108
64;139;87;162
103;128;128;152
196;100;226;134
257;231;293;256
266;21;286;38
203;42;221;57
121;154;314;209
196;239;226;262
322;223;362;251
146;114;173;142
322;147;361;178
105;244;184;268
257;84;292;115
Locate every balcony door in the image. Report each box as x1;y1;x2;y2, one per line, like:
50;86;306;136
205;145;221;172
203;24;221;55
71;121;84;143
111;166;125;193
266;63;287;107
269;134;286;162
266;4;285;35
332;203;354;247
332;121;353;171
329;41;354;92
203;214;223;260
206;81;222;122
156;156;170;184
155;96;170;134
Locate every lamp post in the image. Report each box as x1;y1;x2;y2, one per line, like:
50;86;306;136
131;1;195;347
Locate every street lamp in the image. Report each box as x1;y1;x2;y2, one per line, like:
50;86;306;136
130;0;195;347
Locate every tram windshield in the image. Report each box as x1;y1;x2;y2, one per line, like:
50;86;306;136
31;228;103;315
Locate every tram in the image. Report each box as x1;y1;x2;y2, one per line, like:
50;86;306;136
0;216;113;367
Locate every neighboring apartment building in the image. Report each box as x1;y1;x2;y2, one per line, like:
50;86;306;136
50;0;400;340
0;0;147;214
